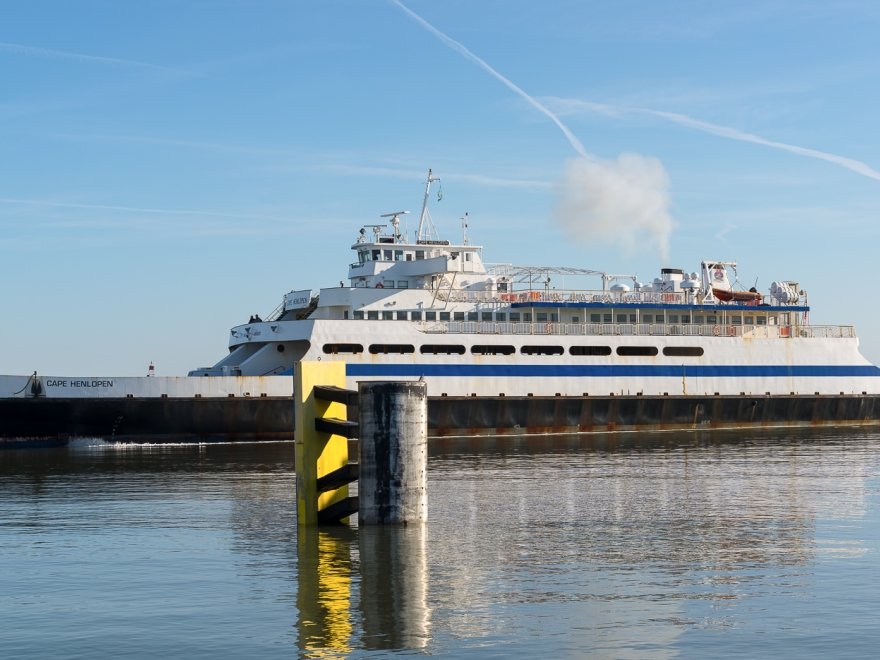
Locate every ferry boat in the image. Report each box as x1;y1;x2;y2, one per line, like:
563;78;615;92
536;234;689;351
3;170;880;442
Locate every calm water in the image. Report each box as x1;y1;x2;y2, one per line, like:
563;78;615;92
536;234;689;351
2;429;880;658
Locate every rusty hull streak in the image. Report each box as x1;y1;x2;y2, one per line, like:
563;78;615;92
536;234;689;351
426;394;880;437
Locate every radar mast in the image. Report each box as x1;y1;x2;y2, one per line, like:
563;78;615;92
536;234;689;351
416;169;441;242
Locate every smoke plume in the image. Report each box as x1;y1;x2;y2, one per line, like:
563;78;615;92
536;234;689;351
555;155;674;261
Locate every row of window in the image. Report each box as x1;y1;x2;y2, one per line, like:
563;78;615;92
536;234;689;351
358;248;475;263
349;309;770;325
323;343;705;357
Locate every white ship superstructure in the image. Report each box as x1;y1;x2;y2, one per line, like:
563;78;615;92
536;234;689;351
190;170;880;398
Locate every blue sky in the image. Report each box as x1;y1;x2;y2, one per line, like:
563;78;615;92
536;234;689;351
3;0;880;376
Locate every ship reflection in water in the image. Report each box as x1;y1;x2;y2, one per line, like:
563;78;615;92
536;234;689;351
1;429;879;657
296;526;430;655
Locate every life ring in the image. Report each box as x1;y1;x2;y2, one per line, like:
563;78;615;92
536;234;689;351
712;325;720;336
375;282;384;288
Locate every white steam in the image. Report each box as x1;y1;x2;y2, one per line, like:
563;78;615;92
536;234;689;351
391;1;676;258
555;155;674;261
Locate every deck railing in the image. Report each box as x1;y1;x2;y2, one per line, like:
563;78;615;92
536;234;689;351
414;321;855;339
435;288;688;305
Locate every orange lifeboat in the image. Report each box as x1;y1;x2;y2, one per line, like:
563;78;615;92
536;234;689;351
712;287;762;304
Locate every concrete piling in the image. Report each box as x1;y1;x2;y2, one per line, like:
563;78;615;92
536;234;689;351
358;381;428;525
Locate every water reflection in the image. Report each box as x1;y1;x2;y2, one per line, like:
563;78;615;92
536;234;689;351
358;525;430;650
294;524;431;656
297;527;356;657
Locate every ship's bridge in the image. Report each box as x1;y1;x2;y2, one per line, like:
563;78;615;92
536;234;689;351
347;228;486;290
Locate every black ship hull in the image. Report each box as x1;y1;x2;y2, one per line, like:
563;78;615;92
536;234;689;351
2;393;880;444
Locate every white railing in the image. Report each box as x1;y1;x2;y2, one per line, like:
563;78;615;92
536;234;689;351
432;286;812;309
434;288;686;305
414;322;855;339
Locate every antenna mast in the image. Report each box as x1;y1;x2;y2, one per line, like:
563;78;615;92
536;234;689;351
416;169;440;241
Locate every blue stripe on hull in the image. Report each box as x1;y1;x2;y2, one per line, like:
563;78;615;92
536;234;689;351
345;364;880;378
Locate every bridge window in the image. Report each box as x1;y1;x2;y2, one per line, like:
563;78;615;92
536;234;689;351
367;311;378;320
453;312;465;321
382;311;394;320
439;312;451;321
411;311;422;321
591;313;601;323
323;343;363;354
425;311;436;321
522;345;564;356
353;311;364;320
570;345;612;356
510;312;521;322
396;311;408;320
663;346;704;357
471;345;515;355
369;344;415;354
481;312;493;322
617;346;659;356
420;344;466;355
757;316;767;326
496;312;506;322
467;311;478;321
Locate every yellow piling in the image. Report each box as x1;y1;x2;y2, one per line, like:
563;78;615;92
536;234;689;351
295;360;350;525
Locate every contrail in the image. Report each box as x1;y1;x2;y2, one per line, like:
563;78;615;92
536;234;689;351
0;41;176;72
389;0;588;159
649;108;880;182
550;98;880;183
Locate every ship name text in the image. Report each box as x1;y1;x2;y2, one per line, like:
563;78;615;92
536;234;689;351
45;379;115;388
